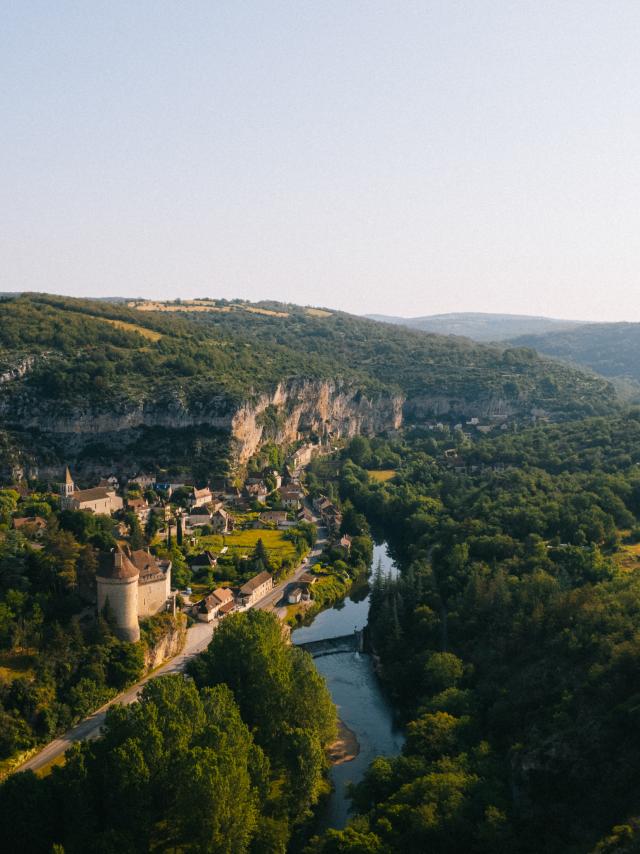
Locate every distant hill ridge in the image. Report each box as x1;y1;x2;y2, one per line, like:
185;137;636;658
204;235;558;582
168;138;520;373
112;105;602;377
510;322;640;390
365;311;590;342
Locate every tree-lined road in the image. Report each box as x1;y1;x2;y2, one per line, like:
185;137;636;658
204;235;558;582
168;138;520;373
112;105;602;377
18;619;216;774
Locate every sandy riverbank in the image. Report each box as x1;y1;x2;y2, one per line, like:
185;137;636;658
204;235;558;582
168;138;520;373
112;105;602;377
327;719;360;765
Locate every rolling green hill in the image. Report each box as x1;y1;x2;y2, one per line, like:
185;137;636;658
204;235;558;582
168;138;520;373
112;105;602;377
134;297;613;416
0;294;618;480
511;322;640;398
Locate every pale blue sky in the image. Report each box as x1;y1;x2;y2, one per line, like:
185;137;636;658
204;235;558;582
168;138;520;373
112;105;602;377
2;2;640;319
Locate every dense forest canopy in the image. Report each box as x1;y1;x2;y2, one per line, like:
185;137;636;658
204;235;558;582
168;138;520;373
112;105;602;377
511;321;640;393
177;297;614;416
305;420;640;853
0;612;338;853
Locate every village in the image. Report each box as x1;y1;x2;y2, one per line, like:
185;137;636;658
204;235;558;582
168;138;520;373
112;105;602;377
8;440;356;647
0;436;373;781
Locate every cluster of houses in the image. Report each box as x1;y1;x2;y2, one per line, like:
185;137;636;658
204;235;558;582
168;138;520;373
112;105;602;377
9;452;364;644
48;462;308;528
423;416;511;437
50;468;239;537
196;569;275;622
242;470;305;510
21;463;328;627
13;468;127;541
196;586;235;622
312;495;343;533
12;515;48;539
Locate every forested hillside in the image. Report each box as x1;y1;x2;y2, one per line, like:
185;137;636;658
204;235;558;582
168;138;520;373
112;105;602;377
173;298;610;415
307;418;640;853
0;294;616;481
0;294;610;416
0;289;639;852
511;322;640;392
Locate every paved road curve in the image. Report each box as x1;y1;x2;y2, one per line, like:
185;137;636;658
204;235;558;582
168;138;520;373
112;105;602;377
18;620;216;774
18;513;326;775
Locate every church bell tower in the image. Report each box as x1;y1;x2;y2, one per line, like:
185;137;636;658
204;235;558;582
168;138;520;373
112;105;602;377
59;466;75;500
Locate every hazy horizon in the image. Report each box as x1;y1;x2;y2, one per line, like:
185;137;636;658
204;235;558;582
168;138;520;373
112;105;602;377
0;290;601;324
4;3;640;321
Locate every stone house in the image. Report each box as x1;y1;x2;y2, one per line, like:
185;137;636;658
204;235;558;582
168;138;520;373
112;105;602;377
12;516;47;539
210;508;233;534
126;496;151;524
313;496;333;514
189;486;213;508
129;473;155;489
186;510;213;529
280;486;304;510
246;481;268;504
197;587;234;622
287;586;303;604
237;571;273;607
260;510;288;525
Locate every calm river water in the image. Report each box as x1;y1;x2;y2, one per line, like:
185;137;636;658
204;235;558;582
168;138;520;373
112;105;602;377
292;543;405;830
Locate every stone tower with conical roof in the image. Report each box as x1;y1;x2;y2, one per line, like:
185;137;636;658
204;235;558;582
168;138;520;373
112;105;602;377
96;546;140;642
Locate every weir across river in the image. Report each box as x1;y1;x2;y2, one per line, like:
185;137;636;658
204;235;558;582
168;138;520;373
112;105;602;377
296;629;365;658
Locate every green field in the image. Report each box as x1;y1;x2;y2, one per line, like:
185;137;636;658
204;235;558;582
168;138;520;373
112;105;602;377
368;469;396;483
199;527;297;567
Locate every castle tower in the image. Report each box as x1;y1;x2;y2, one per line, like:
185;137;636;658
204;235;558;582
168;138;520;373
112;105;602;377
96;546;140;642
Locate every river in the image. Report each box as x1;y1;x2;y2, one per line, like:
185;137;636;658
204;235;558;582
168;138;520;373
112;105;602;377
292;542;404;831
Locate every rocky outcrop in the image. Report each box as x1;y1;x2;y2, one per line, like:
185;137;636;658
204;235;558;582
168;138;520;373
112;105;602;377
0;355;40;385
142;615;187;671
230;379;404;463
0;393;236;434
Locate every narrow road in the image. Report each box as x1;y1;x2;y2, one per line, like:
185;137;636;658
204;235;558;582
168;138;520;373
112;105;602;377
18;506;326;775
18;620;216;774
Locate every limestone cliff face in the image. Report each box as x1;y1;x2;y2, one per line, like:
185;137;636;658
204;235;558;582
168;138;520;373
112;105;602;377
231;379;404;463
0;355;40;385
0;378;404;471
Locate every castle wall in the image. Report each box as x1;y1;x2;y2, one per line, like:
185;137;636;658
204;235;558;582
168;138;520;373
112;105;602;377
138;575;169;618
97;575;140;642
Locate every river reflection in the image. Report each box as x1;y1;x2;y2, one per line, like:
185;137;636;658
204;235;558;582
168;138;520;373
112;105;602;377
292;543;403;830
292;542;399;644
